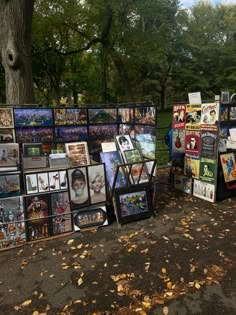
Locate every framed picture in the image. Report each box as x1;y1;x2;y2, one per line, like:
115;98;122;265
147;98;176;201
25;194;50;241
88;125;117;140
73;206;108;231
100;151;127;189
37;172;49;193
88;108;117;124
136;140;155;159
0;143;19;169
0;196;26;248
15;127;53;143
124;149;149;184
118;108;134;123
134;106;156;125
115;134;134;154
193;179;215;203
23;143;43;157
0;171;21;198
14;108;53;127
0;108;14;128
67;167;89;210
25;173;38;194
88;163;107;205
0;128;15;143
50;192;72;235
114;184;152;225
48;171;60;191
65;142;90;166
54;126;88;142
54;108;87;125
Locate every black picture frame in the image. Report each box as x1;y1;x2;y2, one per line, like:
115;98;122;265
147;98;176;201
114;184;152;225
87;163;107;205
73;206;108;230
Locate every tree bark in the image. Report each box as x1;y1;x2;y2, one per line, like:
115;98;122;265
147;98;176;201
0;0;35;104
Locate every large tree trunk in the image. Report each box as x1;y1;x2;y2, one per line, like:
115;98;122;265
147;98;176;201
0;0;35;104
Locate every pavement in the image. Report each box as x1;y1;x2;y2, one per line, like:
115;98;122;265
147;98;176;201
0;168;235;315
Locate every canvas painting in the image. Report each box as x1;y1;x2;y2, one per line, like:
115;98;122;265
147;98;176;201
65;142;90;166
100;151;127;189
88;164;107;205
0;196;26;248
0;108;14;128
88;108;117;124
25;194;50;241
0;172;21;198
54;108;87;125
67;167;89;209
50;192;72;235
0;128;15;143
14;108;53;127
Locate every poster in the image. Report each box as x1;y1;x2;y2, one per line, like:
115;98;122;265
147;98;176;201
184;154;200;179
186;104;201;130
172;104;186;129
200;131;218;158
199;157;217;183
200;102;219;131
185;130;200;155
172;129;185;153
193;179;215;202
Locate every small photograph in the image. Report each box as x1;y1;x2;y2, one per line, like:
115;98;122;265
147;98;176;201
51;192;72;235
54;126;88;142
172;104;186;129
74;206;108;231
118;108;134;123
124;149;149;184
220;153;236;183
54;108;87;125
25;194;50;241
0;128;15;143
88;108;117;124
14;108;53;127
134;107;156;124
0;143;19;168
220;106;229;121
0;172;21;198
67;167;89;209
193;179;215;203
23;143;43;157
65;142;90;166
59;170;68;189
229;106;236;120
88;164;107;205
15;127;53;143
115;135;134;154
37;172;49;193
88;124;117;140
100;151;127;189
0;108;14;128
0;196;26;249
115;185;152;224
186;104;201;130
25;173;38;194
48;171;60;191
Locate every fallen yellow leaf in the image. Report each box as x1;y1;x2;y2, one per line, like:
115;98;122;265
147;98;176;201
195;282;201;289
142;301;151;308
161;268;167;274
67;239;74;245
163;306;169;315
77;278;83;286
21;299;32;306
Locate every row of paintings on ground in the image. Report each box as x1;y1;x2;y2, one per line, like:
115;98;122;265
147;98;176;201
0;106;156;127
0;182;153;249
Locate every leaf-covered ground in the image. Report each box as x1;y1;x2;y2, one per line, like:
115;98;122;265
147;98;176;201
0;168;235;315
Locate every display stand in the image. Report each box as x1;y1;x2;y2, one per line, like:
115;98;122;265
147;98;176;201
109;158;156;227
